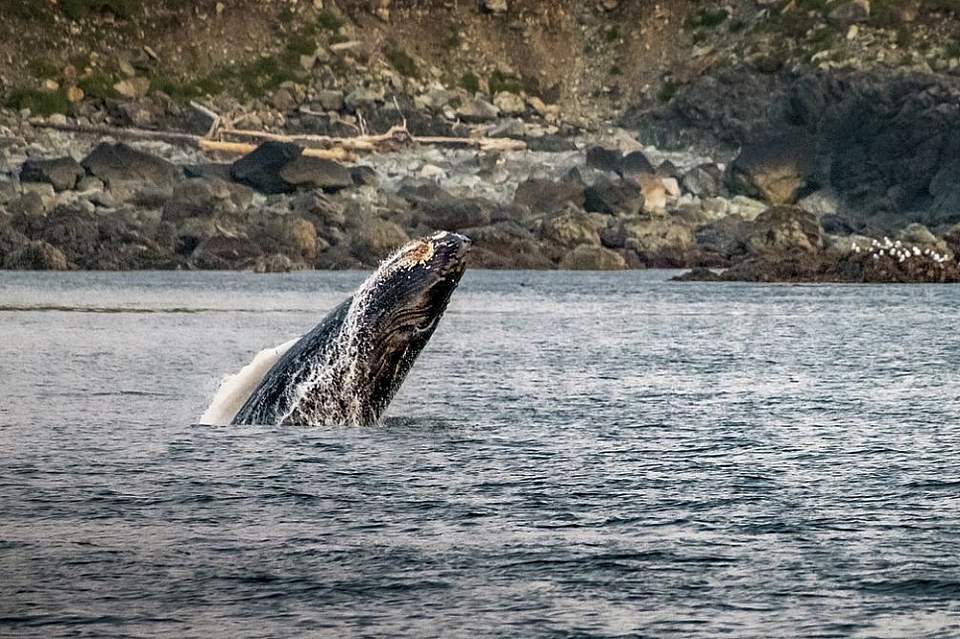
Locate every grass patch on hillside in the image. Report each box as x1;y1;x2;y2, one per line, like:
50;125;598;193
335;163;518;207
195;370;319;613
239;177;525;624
3;87;70;115
658;78;680;103
385;44;418;77
78;70;119;100
460;72;480;93
316;9;343;32
685;7;729;29
489;70;522;94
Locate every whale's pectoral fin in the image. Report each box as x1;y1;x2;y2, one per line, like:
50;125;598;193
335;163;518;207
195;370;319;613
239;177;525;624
199;337;300;425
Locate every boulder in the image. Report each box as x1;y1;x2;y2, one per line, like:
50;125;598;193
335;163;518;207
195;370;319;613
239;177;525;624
113;77;150;99
620;151;656;181
230;141;303;194
20;157;85;192
351;166;379;186
828;0;870;25
161;178;237;223
81;143;183;191
456;98;500;122
191;235;263;269
3;240;68;270
620;217;696;266
559;245;627;270
540;210;601;248
460;221;553;269
344;87;384;111
350;217;409;264
638;176;668;214
727;132;817;205
584;177;643;217
585;146;622;173
493;91;525;116
513;177;585;214
317;90;345;112
482;0;508;13
896;223;950;256
746;206;824;255
279;157;354;191
927;160;960;226
680;163;723;198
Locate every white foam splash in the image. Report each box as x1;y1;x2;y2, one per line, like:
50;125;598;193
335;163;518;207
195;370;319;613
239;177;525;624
199;338;300;425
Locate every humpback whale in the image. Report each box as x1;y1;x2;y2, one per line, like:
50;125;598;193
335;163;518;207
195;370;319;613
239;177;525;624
204;231;470;426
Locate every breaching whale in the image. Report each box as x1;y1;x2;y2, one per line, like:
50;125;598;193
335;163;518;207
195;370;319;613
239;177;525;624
202;231;470;426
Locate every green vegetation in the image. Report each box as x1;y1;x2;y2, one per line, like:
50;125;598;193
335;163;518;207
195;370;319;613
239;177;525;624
442;28;462;50
3;87;70;115
488;70;522;95
460;72;480;93
316;10;343;32
658;78;680;103
385;44;418;77
609;65;623;76
28;59;61;79
285;34;317;58
686;7;729;29
605;26;621;43
78;70;119;100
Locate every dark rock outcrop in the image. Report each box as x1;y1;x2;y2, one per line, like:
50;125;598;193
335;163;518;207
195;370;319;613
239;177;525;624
20;157;85;192
230;141;303;194
82;143;182;191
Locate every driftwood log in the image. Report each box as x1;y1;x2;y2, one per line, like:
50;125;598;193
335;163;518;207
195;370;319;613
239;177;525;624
32;102;527;161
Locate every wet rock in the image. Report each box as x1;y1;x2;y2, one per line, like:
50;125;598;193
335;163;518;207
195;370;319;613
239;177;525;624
456;98;500;123
620;217;696;266
3;240;68;270
680;163;722;198
673;267;724;282
927;160;960;226
584;176;643;216
161;178;236;223
727;132;816;205
292;191;347;231
585;146;622;173
82;143;182;192
746;206;824;256
230;141;302;194
620;151;656;181
541;210;602;248
252;254;302;273
695;217;751;265
20;157;85;192
350;217;409;264
461;221;553;269
253;217;319;262
36;206;101;268
559;244;626;270
192;235;263;270
513;177;584;214
279;157;354;192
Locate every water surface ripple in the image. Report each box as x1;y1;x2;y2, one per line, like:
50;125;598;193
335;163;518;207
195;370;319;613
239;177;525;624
1;271;959;638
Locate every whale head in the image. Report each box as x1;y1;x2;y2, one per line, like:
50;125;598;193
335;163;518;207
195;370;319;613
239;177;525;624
350;231;471;418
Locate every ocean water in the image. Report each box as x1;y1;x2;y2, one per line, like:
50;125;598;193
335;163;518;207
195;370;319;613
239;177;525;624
2;270;960;638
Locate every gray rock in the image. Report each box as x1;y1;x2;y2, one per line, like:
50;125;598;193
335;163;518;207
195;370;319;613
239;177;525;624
3;240;68;270
456;98;500;123
493;91;525;116
680;163;722;198
828;0;870;25
559;244;626;270
317;90;345;112
279;157;354;192
344;87;385;112
620;151;656;181
727;131;816;205
351;217;409;264
746;206;824;255
230;141;303;194
584;176;643;217
82;143;183;191
585;146;622;173
513;177;585;214
20;157;85;192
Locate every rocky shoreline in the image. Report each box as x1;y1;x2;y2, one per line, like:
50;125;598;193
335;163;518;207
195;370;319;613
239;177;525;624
2;95;960;284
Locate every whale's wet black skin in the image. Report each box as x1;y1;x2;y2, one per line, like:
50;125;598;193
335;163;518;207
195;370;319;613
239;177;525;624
231;231;470;426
